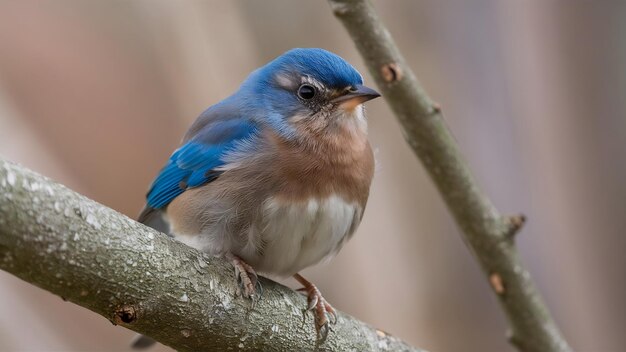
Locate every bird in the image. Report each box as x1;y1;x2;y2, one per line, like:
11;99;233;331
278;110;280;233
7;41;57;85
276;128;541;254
134;48;379;347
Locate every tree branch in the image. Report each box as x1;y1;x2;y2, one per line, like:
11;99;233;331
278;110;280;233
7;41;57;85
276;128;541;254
327;1;572;351
0;159;423;352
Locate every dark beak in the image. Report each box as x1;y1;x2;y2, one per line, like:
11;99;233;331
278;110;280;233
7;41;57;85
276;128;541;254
331;84;381;105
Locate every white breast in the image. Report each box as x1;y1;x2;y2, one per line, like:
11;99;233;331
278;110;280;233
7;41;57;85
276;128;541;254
243;195;362;276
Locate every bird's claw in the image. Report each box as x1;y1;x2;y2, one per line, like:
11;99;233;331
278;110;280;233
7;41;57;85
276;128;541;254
317;321;330;345
228;254;261;303
235;267;257;300
306;293;319;311
326;305;337;325
293;273;337;344
255;277;264;299
302;285;336;343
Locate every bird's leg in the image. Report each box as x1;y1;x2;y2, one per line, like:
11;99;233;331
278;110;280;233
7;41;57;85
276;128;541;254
294;273;337;343
225;253;262;301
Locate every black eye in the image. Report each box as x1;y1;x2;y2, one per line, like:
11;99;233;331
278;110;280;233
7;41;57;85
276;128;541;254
297;84;316;100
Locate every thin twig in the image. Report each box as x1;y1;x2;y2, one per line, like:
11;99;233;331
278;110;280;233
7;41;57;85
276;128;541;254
0;159;423;352
326;1;572;351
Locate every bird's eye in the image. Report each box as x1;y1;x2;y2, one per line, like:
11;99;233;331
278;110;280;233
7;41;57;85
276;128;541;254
297;84;316;100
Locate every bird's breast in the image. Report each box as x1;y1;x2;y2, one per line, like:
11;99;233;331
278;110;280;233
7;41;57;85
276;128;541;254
264;126;375;206
235;126;375;275
248;194;362;276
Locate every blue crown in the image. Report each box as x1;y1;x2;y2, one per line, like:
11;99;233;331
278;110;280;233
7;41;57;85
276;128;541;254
260;48;363;89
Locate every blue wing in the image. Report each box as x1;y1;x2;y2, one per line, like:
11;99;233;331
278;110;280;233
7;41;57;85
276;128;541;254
145;118;257;209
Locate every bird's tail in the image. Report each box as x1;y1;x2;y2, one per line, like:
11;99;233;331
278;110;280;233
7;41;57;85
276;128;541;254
131;334;157;350
137;206;170;235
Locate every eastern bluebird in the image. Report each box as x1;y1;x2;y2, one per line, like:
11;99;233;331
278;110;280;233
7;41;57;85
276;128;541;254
135;48;379;346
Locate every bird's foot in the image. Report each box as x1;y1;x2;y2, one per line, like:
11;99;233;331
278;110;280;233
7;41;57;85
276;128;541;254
294;273;337;344
226;253;262;302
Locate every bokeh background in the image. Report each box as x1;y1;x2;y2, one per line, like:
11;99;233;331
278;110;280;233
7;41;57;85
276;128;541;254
0;0;624;351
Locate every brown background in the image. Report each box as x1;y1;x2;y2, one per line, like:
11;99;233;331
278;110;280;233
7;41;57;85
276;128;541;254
0;1;624;351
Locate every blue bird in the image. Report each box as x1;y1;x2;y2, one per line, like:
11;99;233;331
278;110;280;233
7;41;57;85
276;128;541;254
135;48;379;346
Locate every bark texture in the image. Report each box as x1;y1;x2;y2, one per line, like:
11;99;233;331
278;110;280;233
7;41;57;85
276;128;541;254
0;159;423;352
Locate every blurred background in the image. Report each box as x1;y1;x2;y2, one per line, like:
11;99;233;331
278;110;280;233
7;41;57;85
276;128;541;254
0;0;624;351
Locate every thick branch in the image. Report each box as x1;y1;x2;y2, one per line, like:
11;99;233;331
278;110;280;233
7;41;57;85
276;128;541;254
327;1;571;352
0;159;422;352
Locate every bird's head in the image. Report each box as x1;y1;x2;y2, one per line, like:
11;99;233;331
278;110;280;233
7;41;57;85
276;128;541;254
240;48;380;139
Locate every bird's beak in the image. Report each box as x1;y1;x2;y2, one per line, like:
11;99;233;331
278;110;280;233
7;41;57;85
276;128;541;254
332;85;381;109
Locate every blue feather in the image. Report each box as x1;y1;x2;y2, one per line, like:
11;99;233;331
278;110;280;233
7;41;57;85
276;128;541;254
253;48;363;91
146;119;257;209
